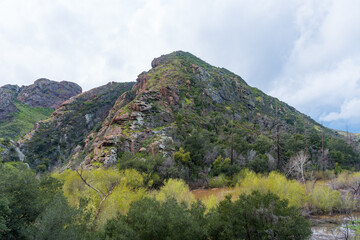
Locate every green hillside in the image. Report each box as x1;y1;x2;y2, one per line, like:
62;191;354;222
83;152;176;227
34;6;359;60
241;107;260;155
0;100;54;140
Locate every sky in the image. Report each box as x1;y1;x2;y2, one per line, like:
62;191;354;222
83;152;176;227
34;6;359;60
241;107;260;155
0;0;360;132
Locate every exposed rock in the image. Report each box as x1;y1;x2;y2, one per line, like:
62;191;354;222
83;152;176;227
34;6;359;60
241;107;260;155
20;82;134;170
136;73;149;95
0;85;21;120
104;148;118;167
14;51;351;176
17;78;82;109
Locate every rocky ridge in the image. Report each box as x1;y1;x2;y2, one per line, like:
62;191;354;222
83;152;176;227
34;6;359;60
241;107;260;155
74;51;341;170
19;82;134;170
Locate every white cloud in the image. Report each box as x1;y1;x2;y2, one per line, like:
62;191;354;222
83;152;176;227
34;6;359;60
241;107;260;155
270;0;360;131
0;0;300;90
1;0;360;131
320;98;360;122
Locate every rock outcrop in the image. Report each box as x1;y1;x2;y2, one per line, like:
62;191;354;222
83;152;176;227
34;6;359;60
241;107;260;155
0;85;21;120
17;78;82;109
74;51;328;169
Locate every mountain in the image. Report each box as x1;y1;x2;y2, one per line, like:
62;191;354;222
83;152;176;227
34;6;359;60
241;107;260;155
0;78;82;140
18;51;359;181
18;82;134;171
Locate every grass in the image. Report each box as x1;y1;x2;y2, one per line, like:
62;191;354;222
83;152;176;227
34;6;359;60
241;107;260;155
0;100;54;140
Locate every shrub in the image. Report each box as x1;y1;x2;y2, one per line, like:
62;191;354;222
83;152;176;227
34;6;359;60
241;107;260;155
209;174;228;188
235;170;306;207
333;171;360;190
53;168;147;225
207;191;311;240
156;179;194;205
102;198;207;240
308;183;341;213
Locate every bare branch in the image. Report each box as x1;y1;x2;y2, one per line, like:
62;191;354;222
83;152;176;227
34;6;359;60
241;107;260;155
75;165;119;223
75;166;105;200
286;151;309;184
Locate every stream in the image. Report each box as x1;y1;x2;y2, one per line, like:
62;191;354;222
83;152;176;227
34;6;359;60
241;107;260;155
310;214;360;240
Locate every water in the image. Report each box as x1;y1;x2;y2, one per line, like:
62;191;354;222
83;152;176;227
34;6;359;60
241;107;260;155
310;214;360;240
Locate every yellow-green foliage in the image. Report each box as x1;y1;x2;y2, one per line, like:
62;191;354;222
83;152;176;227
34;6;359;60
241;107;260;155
333;171;360;189
209;174;228;188
52;168;147;225
338;192;357;212
308;183;340;213
235;170;306;207
202;195;218;213
98;184;146;224
173;148;191;164
156;179;194;205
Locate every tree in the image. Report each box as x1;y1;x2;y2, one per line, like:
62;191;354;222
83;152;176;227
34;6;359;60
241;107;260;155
207;191;311;240
286;151;309;183
173;148;191;165
102;198;207;240
75;166;120;223
0;162;83;240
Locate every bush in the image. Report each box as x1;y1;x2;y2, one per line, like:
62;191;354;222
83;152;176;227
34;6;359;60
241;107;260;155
156;179;194;205
102;198;207;240
235;170;306;207
207;191;311;240
333;171;360;190
53;168;147;225
209;174;228;188
308;183;341;213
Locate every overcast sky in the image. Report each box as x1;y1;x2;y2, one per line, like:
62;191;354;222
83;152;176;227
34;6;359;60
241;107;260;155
1;0;360;132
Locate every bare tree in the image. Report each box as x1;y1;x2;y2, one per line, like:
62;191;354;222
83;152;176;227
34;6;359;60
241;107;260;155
286;151;309;184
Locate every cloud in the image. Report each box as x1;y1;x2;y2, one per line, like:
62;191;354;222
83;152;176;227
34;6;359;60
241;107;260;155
270;0;360;131
320;98;360;122
0;0;360;131
0;0;300;90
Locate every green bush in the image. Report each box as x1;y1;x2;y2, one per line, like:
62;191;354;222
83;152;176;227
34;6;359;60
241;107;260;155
102;198;207;240
308;183;341;213
207;191;311;240
209;174;228;188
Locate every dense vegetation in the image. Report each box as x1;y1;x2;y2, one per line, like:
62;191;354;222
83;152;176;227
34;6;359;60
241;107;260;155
0;159;314;240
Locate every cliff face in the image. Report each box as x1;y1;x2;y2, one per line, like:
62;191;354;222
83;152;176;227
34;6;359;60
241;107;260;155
0;78;82;140
0;85;21;120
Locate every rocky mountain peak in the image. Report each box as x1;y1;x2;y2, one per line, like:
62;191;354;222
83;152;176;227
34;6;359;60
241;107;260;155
17;78;82;109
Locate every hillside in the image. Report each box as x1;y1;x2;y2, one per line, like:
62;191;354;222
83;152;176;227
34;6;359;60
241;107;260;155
0;78;82;139
19;51;359;183
19;82;135;171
